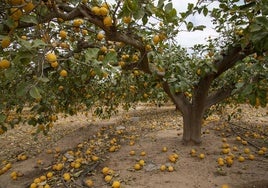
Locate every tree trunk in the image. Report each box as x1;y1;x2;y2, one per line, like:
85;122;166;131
182;103;205;145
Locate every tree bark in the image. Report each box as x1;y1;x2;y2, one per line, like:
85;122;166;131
182;103;204;145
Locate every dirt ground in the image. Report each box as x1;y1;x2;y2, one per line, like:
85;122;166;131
0;103;267;188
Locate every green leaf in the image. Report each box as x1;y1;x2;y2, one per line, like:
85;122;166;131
165;3;173;13
187;3;194;11
186;22;194;31
38;77;50;83
243;84;253;95
5;18;17;29
18;38;32;49
16;83;28;97
32;39;47;48
249;24;262;32
166;8;178;24
29;86;41;99
142;14;148;25
126;0;138;12
37;4;49;17
85;48;99;61
103;52;117;64
157;0;165;8
0;114;6;123
133;9;145;20
20;15;38;24
255;16;268;28
28;117;37;126
203;7;208;16
193;25;206;31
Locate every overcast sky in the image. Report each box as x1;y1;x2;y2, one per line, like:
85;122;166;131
171;0;219;48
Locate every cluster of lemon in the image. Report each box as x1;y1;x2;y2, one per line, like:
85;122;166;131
45;53;67;77
190;148;206;159
216;137;267;168
0;59;11;69
1;37;11;69
29;173;53;188
159;148;179;172
109;138;121;152
7;0;35;24
0;162;12;176
91;3;113;27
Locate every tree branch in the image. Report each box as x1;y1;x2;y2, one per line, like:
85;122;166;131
205;84;235;109
162;81;189;114
213;45;253;78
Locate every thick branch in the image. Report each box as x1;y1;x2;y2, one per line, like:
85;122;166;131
205;74;264;109
193;75;214;114
53;4;83;20
205;84;235;109
213;45;253;78
162;81;189;114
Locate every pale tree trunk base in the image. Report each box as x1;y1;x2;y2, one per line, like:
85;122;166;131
182;139;202;146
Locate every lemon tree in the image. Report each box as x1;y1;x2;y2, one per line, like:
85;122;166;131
0;0;267;144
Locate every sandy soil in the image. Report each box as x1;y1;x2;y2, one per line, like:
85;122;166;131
0;104;267;188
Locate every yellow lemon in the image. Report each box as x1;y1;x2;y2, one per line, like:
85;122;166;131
63;173;71;181
46;53;57;62
102;167;110;175
1;37;11;48
160;165;166;171
99;7;108;16
112;181;121;188
46;172;53;178
60;70;68;77
85;179;93;187
104;175;112;182
59;30;67;39
103;16;113;27
91;6;100;15
97;32;105;40
199;153;205;159
134;163;141;170
123;16;131;24
153;35;160;45
0;59;11;69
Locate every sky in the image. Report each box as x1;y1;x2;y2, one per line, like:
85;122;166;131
171;0;219;48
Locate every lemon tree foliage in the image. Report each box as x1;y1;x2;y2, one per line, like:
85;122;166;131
0;0;267;144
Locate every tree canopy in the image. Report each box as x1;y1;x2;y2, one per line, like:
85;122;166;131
0;0;267;139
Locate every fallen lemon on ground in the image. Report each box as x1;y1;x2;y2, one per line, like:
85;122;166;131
85;178;94;187
63;173;71;181
102;167;110;175
199;153;205;159
112;180;121;188
104;175;112;182
160;165;166;171
134;163;141;170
